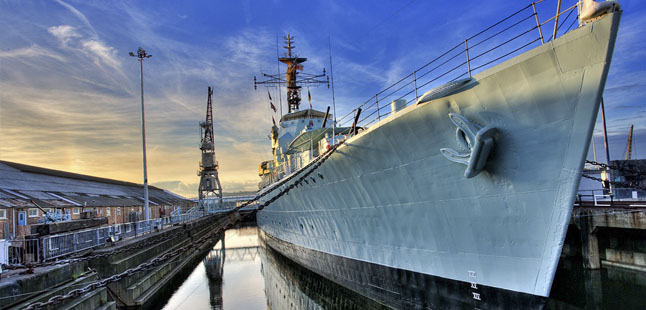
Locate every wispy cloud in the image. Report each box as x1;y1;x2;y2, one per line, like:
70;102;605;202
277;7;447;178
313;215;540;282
54;0;98;38
0;45;66;62
81;40;122;73
47;23;129;85
48;25;81;46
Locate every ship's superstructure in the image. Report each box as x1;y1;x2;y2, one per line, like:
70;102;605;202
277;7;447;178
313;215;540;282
254;35;341;189
254;0;622;302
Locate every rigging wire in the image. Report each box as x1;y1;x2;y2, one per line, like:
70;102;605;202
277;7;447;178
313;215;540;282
276;36;283;116
329;37;337;145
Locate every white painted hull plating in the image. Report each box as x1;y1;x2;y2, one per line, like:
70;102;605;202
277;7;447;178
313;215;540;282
258;12;620;297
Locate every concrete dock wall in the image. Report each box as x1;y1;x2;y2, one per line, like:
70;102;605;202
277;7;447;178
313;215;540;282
0;213;235;309
569;207;646;270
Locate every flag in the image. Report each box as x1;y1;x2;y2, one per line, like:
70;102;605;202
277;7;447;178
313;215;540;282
268;90;276;112
308;88;312;109
295;64;304;71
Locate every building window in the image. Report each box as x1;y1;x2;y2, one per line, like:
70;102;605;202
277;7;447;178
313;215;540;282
106;208;111;216
44;208;53;215
117;208;121;216
0;209;6;219
28;208;39;217
98;208;103;215
72;207;80;215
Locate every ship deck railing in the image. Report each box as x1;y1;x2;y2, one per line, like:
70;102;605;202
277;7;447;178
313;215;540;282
576;188;646;207
332;0;582;137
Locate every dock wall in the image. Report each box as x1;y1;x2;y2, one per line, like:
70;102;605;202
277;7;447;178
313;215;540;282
568;207;646;270
0;212;237;310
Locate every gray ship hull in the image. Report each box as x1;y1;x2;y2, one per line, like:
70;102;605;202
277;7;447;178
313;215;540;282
260;230;547;309
258;12;620;297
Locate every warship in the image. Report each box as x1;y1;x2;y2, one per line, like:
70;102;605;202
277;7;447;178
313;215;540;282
253;0;622;304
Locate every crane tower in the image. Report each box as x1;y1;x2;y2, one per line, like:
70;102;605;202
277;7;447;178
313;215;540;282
625;124;634;160
198;86;223;206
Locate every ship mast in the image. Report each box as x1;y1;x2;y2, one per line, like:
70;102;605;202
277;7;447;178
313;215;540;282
254;34;329;114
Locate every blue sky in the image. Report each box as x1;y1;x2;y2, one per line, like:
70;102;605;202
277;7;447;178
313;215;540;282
1;0;644;197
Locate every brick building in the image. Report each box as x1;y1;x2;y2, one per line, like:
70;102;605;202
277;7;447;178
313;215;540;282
0;161;195;239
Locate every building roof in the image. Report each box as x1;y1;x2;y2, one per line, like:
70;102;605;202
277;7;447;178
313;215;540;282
0;161;190;208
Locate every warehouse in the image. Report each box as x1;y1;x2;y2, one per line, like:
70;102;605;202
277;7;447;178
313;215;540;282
0;160;195;239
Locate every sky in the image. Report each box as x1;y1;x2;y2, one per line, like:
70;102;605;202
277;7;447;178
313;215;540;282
1;0;644;198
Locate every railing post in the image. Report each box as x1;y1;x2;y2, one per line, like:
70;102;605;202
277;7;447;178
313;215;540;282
413;71;419;101
552;0;562;40
464;40;471;77
375;94;380;121
532;2;545;44
41;238;47;261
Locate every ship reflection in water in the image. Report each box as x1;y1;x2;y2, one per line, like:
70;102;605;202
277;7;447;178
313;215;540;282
158;225;646;310
160;225;265;309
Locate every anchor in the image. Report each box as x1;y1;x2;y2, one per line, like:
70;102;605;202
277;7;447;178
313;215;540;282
440;113;497;178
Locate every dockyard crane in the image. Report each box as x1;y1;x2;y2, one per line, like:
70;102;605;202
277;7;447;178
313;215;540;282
625;124;634;160
198;87;223;208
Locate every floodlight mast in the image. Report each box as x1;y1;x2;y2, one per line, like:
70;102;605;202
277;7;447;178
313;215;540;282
130;47;152;220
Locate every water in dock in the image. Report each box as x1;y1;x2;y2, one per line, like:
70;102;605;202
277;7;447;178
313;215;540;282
156;225;646;310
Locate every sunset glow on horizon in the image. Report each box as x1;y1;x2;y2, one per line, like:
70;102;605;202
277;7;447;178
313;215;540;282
1;0;644;197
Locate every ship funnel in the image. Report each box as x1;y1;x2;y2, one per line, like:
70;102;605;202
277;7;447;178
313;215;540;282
391;99;406;114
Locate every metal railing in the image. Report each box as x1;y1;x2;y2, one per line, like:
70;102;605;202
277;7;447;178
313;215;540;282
202;196;259;213
333;1;581;138
576;188;646;206
40;212;205;261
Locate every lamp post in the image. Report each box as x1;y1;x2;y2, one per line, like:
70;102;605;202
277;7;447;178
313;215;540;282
130;47;152;220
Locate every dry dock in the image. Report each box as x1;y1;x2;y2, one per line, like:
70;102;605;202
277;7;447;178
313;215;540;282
568;204;646;271
0;212;243;310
